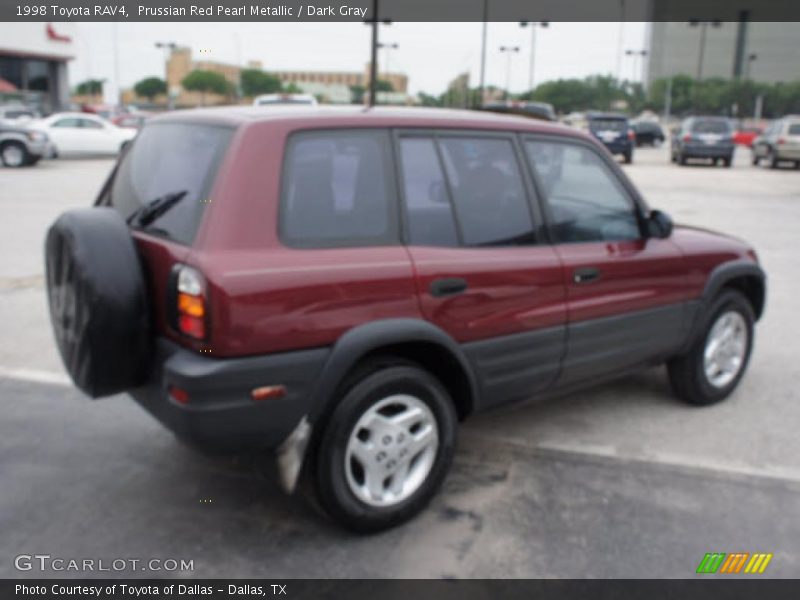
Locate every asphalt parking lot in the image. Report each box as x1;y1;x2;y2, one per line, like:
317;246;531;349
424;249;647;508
1;144;800;578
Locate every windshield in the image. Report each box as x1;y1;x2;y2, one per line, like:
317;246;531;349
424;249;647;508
109;122;233;245
692;120;732;134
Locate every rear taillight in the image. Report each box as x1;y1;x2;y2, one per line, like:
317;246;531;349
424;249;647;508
175;265;207;340
777;137;786;145
683;133;692;142
628;129;635;141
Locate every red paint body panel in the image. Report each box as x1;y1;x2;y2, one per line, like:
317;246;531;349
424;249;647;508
127;107;759;359
408;246;566;342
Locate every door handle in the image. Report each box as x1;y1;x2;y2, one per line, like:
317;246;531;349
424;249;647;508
430;277;468;297
573;267;601;284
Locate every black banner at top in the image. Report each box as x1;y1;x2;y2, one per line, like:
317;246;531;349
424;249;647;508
1;0;800;22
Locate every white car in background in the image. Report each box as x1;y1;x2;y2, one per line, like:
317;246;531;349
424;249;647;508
253;93;318;106
29;112;136;157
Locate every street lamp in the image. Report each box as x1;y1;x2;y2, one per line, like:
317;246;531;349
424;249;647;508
499;46;520;101
688;20;722;81
625;49;648;83
155;41;177;110
377;42;399;84
519;21;549;92
745;52;758;80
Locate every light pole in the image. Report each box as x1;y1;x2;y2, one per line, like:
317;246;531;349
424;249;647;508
519;21;549;92
364;1;392;107
478;0;488;108
155;41;177;110
499;46;520;101
745;52;758;80
689;20;722;81
625;49;647;83
378;42;398;85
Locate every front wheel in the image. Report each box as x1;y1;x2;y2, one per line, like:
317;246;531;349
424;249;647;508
315;362;457;532
0;141;29;167
668;290;754;406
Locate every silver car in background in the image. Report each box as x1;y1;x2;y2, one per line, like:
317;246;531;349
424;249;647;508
752;116;800;169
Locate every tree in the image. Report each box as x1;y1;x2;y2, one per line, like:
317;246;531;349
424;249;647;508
133;77;167;102
282;82;303;94
74;79;105;96
240;69;282;97
375;79;394;92
349;84;366;104
181;70;232;105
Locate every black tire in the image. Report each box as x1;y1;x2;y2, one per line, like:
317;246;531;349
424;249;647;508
723;156;732;168
623;152;633;164
45;207;151;398
751;153;759;166
679;153;688;166
314;361;457;533
769;150;779;169
24;154;41;167
667;290;755;406
0;140;30;167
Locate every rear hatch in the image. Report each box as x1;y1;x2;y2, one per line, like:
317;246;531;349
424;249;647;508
690;119;733;146
97;121;234;342
589;118;629;145
782;121;800;153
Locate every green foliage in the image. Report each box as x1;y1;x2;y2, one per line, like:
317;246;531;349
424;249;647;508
282;82;302;94
133;77;167;100
74;79;105;96
240;69;282;97
375;79;394;92
181;70;232;96
349;85;366;103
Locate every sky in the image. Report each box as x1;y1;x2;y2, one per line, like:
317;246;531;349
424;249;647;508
70;21;648;102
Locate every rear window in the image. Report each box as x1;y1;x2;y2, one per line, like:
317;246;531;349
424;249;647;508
691;119;732;134
110;123;233;245
590;119;627;132
788;123;800;135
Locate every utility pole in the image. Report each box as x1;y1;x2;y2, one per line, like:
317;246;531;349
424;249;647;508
499;46;520;101
368;0;379;107
478;0;488;108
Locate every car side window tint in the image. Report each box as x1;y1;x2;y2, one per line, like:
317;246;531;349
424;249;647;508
79;118;104;129
437;137;535;246
280;130;398;247
52;118;80;128
525;140;640;243
398;138;459;246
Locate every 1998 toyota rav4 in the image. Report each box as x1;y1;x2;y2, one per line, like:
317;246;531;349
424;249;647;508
45;107;765;532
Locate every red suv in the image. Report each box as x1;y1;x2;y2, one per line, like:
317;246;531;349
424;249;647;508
45;107;766;532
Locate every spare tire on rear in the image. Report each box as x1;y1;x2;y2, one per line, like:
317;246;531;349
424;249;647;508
45;207;151;398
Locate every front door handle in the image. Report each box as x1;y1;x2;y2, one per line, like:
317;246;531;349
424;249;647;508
430;277;468;297
573;267;601;284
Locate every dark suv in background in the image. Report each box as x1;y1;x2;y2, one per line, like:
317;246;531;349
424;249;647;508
671;116;735;167
586;112;635;163
45;107;765;532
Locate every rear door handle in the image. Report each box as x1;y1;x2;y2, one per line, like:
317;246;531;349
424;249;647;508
430;277;468;297
573;267;601;284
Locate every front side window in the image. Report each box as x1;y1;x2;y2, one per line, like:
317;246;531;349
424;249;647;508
79;118;104;129
280;130;398;247
437;137;535;246
525;140;640;243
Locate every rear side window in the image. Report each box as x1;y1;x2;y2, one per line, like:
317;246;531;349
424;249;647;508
398;138;459;246
788;123;800;135
438;137;535;246
110;123;233;245
280;130;398;247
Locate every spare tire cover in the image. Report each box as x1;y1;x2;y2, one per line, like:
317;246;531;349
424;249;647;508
45;207;150;398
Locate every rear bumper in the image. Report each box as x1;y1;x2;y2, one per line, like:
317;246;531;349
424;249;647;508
682;143;734;158
776;147;800;160
130;338;329;452
600;140;633;155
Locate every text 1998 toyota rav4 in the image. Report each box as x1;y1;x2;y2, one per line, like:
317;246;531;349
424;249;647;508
45;107;765;532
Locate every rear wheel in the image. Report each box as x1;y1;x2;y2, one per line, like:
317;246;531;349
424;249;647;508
679;153;687;166
315;361;457;532
769;150;780;169
668;290;754;406
722;156;732;168
0;141;29;167
751;153;759;166
623;152;633;164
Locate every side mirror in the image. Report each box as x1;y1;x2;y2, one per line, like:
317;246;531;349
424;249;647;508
648;210;673;239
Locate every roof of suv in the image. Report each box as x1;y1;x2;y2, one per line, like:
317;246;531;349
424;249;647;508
149;105;578;137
